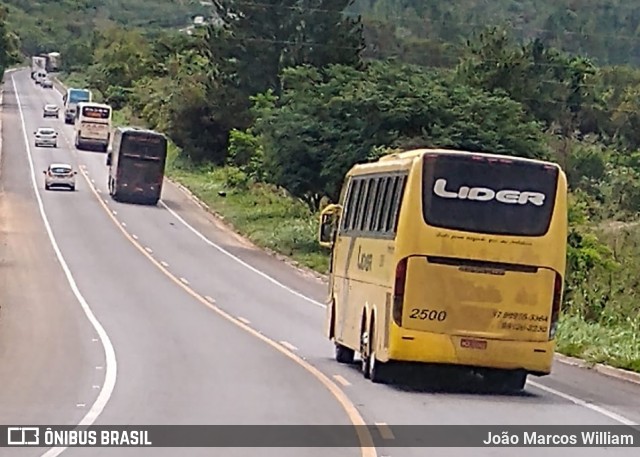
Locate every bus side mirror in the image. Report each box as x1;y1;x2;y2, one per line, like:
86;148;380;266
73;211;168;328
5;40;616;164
319;204;341;248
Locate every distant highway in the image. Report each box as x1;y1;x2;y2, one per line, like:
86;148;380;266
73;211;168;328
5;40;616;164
0;69;638;457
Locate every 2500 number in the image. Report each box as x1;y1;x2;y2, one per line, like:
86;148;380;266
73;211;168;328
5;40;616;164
409;308;447;321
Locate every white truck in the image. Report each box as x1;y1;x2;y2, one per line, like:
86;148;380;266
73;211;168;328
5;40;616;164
31;56;46;81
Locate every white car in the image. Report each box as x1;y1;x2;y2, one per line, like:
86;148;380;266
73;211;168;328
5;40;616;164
42;79;54;89
43;104;59;118
43;163;76;191
34;127;58;147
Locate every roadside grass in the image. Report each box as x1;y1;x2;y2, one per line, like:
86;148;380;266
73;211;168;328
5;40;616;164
556;315;640;372
167;163;329;274
57;73;640;374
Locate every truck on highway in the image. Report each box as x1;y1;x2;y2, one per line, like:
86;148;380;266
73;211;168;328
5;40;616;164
31;56;46;80
62;88;92;124
318;148;568;393
45;52;60;72
106;127;168;205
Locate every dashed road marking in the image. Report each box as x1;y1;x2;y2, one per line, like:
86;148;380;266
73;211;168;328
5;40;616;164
237;317;251;325
144;246;153;253
160;261;169;267
204;295;215;303
279;341;298;352
132;234;139;240
179;277;189;285
375;422;395;440
332;375;351;387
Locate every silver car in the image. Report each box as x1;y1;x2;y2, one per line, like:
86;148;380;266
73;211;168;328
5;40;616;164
43;104;59;118
44;163;76;191
34;127;58;147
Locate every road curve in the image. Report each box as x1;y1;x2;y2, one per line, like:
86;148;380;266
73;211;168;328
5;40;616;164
2;71;370;457
1;69;639;457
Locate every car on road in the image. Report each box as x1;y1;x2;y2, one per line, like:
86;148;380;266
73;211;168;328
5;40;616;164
34;127;58;148
43;104;59;118
41;78;54;89
43;163;76;191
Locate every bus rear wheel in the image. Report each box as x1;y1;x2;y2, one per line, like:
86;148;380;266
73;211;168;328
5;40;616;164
361;317;389;383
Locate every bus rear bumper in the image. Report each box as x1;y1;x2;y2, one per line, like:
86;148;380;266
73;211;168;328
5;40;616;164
386;328;555;375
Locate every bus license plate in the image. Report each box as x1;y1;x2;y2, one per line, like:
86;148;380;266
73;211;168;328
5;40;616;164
460;338;487;350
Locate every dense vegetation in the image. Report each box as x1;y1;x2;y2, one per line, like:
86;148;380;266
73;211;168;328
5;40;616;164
2;1;640;371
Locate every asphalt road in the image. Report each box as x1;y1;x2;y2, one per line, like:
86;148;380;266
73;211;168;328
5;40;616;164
1;69;639;457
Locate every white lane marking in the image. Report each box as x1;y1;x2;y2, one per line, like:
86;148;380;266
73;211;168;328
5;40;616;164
76;404;85;408
375;423;394;440
279;341;298;352
132;234;139;240
160;260;169;267
92;385;100;389
159;201;325;308
204;295;215;303
103;198;108;204
161;188;639;426
333;374;351;387
237;317;251;325
179;277;189;285
97;188;102;194
112;210;117;215
144;246;153;253
95;366;104;370
121;222;126;227
91;338;98;343
528;380;636;425
12;75;118;457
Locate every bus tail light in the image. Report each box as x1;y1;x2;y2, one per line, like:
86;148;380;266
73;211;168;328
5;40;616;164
549;272;563;339
392;258;408;326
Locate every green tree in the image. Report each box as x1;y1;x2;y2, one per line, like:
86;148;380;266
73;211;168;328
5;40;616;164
0;6;20;75
253;61;546;209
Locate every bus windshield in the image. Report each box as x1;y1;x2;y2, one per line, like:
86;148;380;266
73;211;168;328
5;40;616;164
422;154;559;236
69;90;91;104
121;134;166;160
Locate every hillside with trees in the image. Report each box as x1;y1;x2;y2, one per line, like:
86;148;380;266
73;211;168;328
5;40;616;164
1;0;639;372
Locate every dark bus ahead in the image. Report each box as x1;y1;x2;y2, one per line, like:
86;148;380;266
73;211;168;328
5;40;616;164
106;127;168;205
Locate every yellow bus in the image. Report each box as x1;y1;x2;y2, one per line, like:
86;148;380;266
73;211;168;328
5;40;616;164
318;148;567;392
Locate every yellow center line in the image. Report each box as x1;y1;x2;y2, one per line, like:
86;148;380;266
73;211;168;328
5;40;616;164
76;166;378;457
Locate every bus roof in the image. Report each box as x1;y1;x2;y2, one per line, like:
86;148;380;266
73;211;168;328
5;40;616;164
118;126;165;137
77;102;111;109
347;148;562;176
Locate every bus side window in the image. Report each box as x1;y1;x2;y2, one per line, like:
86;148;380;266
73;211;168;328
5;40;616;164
372;177;390;233
363;178;381;232
378;177;396;234
341;180;357;232
388;176;407;233
355;179;374;231
346;179;364;233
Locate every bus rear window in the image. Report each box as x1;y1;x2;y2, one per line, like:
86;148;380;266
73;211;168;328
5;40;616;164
422;154;559;236
122;134;166;160
82;106;110;119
